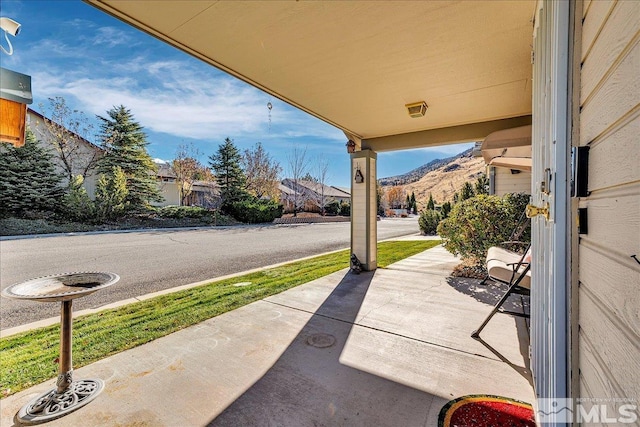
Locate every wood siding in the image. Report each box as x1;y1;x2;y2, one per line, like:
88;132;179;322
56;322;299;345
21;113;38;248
578;0;640;406
493;167;531;196
0;99;27;147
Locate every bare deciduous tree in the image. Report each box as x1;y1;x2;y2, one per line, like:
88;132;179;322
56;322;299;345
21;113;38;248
38;97;99;183
242;142;282;200
286;145;309;216
314;155;330;215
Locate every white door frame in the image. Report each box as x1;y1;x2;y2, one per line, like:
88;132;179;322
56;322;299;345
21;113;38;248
530;0;573;423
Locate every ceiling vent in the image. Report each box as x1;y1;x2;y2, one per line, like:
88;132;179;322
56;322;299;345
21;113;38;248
405;101;428;118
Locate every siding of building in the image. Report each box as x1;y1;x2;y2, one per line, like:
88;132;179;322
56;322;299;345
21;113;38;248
492;167;531;196
26;110;101;198
155;180;182;206
577;0;640;410
280;179;350;213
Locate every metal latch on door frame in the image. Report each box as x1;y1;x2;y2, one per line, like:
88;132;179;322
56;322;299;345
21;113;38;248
540;168;552;195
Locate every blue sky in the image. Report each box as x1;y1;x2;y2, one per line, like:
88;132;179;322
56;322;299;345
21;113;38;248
1;0;473;188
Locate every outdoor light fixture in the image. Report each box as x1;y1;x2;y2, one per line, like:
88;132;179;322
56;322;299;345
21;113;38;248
354;166;364;183
405;101;428;118
346;139;356;154
0;17;21;55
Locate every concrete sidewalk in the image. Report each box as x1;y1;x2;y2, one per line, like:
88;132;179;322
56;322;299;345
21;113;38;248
0;243;533;427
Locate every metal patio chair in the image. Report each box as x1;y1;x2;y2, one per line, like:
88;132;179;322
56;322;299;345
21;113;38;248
471;243;531;338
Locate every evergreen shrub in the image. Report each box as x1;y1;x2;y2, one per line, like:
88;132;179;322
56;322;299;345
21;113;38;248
437;193;530;263
95;166;129;221
339;202;350;216
325;200;340;215
158;206;210;219
227;199;283;223
418;209;441;235
62;175;95;222
0;132;64;217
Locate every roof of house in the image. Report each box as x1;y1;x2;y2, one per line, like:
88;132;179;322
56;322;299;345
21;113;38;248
27;108;103;152
281;179;351;198
156;161;177;178
278;183;297;195
155;161;218;189
331;186;351;197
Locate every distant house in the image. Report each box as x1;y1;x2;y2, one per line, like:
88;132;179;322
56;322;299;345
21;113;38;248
154;161;219;208
280;179;350;213
26;108;103;198
26;110;222;207
480;124;532;196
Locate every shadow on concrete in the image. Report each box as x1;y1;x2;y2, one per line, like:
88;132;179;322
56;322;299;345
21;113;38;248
474;326;533;389
445;276;530;315
207;270;442;426
446;277;532;387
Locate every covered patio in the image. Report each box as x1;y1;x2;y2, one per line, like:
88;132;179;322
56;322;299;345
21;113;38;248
85;0;535;271
0;240;533;426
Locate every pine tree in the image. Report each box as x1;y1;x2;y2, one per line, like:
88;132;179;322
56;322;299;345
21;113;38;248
209;138;247;207
0;129;64;217
410;192;417;214
441;201;452;218
95;166;129;221
427;193;435;210
460;181;475;201
475;173;489;195
62;175;95;222
97;105;162;211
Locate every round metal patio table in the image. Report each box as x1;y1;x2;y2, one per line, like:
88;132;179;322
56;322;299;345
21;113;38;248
2;272;119;425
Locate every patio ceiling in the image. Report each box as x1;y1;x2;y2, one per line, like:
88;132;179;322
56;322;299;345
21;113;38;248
86;1;535;151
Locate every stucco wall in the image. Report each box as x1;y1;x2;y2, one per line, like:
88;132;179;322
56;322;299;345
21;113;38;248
26;110;101;199
154;180;182;207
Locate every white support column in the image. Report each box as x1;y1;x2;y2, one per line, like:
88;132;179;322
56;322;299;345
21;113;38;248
350;149;377;271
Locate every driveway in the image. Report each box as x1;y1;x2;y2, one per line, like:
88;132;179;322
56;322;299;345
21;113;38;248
0;218;419;329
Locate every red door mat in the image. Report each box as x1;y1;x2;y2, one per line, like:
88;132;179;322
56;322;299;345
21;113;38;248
439;394;536;427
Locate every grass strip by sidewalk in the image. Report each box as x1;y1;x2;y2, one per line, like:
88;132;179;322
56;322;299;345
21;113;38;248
1;240;440;397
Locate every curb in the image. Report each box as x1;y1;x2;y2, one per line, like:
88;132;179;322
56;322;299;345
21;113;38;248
272;216;350;224
0;225;247;241
1;230;429;338
0;246;349;338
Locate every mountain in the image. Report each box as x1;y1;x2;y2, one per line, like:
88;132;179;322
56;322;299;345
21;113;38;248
378;148;474;186
379;148;485;205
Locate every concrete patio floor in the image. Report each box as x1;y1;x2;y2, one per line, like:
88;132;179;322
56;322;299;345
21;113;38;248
1;242;534;426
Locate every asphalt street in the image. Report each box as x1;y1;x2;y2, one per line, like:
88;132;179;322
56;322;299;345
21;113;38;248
0;218;419;329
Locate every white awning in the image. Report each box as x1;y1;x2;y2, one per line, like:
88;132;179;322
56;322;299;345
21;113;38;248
481;125;532;166
489;156;532;172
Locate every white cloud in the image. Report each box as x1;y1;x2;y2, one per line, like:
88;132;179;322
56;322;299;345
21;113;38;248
19;18;345;148
30;56;344;144
91;26;134;48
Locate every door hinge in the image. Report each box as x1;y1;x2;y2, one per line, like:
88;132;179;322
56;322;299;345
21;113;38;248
526;202;550;221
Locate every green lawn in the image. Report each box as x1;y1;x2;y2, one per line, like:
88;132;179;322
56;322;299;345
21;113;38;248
0;239;440;397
